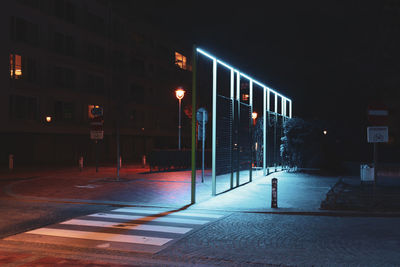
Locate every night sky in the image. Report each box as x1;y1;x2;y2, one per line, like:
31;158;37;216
124;1;399;140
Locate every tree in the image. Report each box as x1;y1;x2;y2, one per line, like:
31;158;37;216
280;118;324;169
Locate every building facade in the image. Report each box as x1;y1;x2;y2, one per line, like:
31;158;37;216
1;0;192;166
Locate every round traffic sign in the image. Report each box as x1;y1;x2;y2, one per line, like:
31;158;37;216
196;108;208;124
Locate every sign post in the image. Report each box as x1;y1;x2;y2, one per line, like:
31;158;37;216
89;105;104;173
367;104;389;184
197;108;208;183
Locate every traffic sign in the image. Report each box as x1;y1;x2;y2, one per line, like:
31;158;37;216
367;103;388;126
196;108;208;124
367;126;388;143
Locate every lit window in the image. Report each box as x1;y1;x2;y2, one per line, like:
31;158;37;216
175;52;187;70
242;94;249;101
10;54;22;79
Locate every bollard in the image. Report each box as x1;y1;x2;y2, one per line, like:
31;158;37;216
142;155;146;168
271;178;278;208
79;156;84;171
9;154;14;171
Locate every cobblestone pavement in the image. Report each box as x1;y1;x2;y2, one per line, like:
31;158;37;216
155;213;400;266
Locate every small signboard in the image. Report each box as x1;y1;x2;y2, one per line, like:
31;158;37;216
367;103;388;126
89;105;104;140
367;126;388;143
90;130;104;140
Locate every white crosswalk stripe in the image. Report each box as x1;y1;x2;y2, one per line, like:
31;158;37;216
4;207;225;253
113;207;224;218
60;219;192;234
88;213;210;224
26;228;172;246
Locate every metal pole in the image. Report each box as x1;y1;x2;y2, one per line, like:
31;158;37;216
236;71;240;187
230;69;234;189
263;87;267;176
212;58;217;196
274;94;278;172
116;120;120;180
178;98;182;150
374;143;378;184
191;44;197;204
249;80;253;182
267;89;270;175
202;114;205;183
95;140;99;172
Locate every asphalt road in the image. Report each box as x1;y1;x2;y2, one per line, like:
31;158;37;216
0;179;114;239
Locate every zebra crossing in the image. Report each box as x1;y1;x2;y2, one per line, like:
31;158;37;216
4;207;225;254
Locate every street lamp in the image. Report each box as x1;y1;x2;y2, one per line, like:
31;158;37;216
252;112;258;126
175;88;185;150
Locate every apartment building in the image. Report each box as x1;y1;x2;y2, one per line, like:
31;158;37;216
0;0;192;165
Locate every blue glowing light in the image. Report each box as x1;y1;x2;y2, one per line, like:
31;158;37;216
196;48;292;110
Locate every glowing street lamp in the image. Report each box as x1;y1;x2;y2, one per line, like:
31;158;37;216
175;88;185;150
252;112;258;126
323;130;328;135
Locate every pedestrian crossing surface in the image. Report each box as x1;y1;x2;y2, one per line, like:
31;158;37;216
4;207;225;254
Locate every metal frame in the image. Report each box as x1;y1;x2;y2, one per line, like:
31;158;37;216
196;48;292;195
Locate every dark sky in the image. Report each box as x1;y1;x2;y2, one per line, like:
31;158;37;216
123;1;398;128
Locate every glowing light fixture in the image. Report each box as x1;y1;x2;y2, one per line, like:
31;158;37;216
45;116;52;123
196;48;292;117
175;88;185;100
252;112;258;120
323;130;328;135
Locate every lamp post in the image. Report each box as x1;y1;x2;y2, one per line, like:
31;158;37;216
175;88;185;150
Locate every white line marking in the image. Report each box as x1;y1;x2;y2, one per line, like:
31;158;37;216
113;208;224;218
26;228;172;246
61;219;192;234
88;213;209;225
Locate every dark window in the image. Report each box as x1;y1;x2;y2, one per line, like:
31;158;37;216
9;95;37;120
53;32;75;56
85;73;104;94
15;17;28;42
26;58;37;82
12;17;38;46
65;35;75;56
53;66;75;89
130;84;145;103
65;1;76;23
87;43;104;65
55;101;75;121
130;57;145;76
87;12;105;35
54;32;64;54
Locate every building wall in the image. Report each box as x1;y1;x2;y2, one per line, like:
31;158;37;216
1;0;192;166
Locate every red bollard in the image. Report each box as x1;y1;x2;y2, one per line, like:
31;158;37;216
9;154;14;171
79;156;84;171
